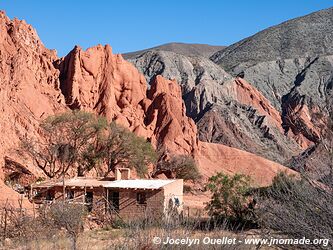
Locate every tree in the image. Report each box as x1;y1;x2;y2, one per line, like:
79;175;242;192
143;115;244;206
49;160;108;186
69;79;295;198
46;202;86;250
101;122;157;177
155;155;201;181
256;172;333;250
22;110;107;178
205;173;254;223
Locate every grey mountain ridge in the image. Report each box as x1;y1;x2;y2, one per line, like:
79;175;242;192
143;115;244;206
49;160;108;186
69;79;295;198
123;42;225;59
211;7;333;73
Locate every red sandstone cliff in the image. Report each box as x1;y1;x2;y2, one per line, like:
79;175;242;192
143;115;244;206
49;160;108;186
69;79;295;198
55;45;198;155
0;11;66;176
0;11;66;205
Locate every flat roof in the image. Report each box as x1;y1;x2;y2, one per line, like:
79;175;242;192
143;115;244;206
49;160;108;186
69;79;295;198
32;177;113;188
58;178;112;187
104;179;176;189
33;178;177;190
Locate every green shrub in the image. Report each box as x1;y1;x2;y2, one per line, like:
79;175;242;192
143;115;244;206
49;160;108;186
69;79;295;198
205;172;255;226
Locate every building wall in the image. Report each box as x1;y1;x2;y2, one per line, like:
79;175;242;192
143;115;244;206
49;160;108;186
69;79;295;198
163;179;184;215
34;186;106;209
116;189;165;221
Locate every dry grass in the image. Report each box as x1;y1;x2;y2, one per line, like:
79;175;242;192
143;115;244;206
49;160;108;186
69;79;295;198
1;227;279;250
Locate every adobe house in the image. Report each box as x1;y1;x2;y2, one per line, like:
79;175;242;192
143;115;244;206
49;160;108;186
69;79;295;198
30;168;183;221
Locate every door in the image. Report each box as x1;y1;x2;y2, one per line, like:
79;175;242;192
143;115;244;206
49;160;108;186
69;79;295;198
108;191;119;212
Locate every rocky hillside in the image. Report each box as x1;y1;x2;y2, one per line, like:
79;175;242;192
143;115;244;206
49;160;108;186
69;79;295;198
127;7;333;177
126;47;304;165
0;9;291;206
211;7;333;176
0;11;66;205
211;7;333;74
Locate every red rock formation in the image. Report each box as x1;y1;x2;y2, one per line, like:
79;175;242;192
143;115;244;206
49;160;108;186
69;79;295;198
225;77;315;149
0;11;66;171
146;76;198;155
196;142;296;187
232;78;283;131
56;46;198;155
284;103;321;148
0;11;66;206
55;45;147;120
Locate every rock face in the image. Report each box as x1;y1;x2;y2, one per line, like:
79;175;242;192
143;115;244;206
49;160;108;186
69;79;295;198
211;7;333;73
127;49;305;164
0;11;66;205
211;7;333;176
127;50;233;119
0;11;66;173
196;78;305;164
55;46;198;155
146;76;198;155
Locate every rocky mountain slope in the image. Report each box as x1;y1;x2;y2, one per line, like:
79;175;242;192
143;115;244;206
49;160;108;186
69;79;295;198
55;45;198;155
126;47;304;165
0;11;66;205
124;42;225;59
211;7;333;74
211;7;333;175
127;8;333;177
0;10;291;207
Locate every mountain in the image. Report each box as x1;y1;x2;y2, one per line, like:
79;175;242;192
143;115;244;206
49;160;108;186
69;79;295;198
126;50;305;166
126;50;232;119
0;11;66;207
0;10;291;208
127;8;333;177
123;42;225;59
211;7;333;176
210;7;333;116
211;7;333;74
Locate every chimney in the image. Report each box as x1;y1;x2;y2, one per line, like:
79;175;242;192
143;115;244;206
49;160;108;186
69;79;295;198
115;168;131;180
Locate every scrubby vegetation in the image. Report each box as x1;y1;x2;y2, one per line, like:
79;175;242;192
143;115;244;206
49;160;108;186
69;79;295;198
204;171;333;249
46;202;87;250
255;172;333;249
0;202;86;250
0;205;247;250
155;154;201;181
205;173;256;227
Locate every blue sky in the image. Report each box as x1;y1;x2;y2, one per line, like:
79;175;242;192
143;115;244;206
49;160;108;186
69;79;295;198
1;1;332;56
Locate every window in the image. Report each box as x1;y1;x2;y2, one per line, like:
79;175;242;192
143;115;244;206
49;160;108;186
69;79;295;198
46;190;55;201
136;192;147;204
85;192;93;212
66;190;74;199
108;192;119;211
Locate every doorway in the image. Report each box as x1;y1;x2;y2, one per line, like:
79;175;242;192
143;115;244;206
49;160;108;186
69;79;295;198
108;191;119;212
